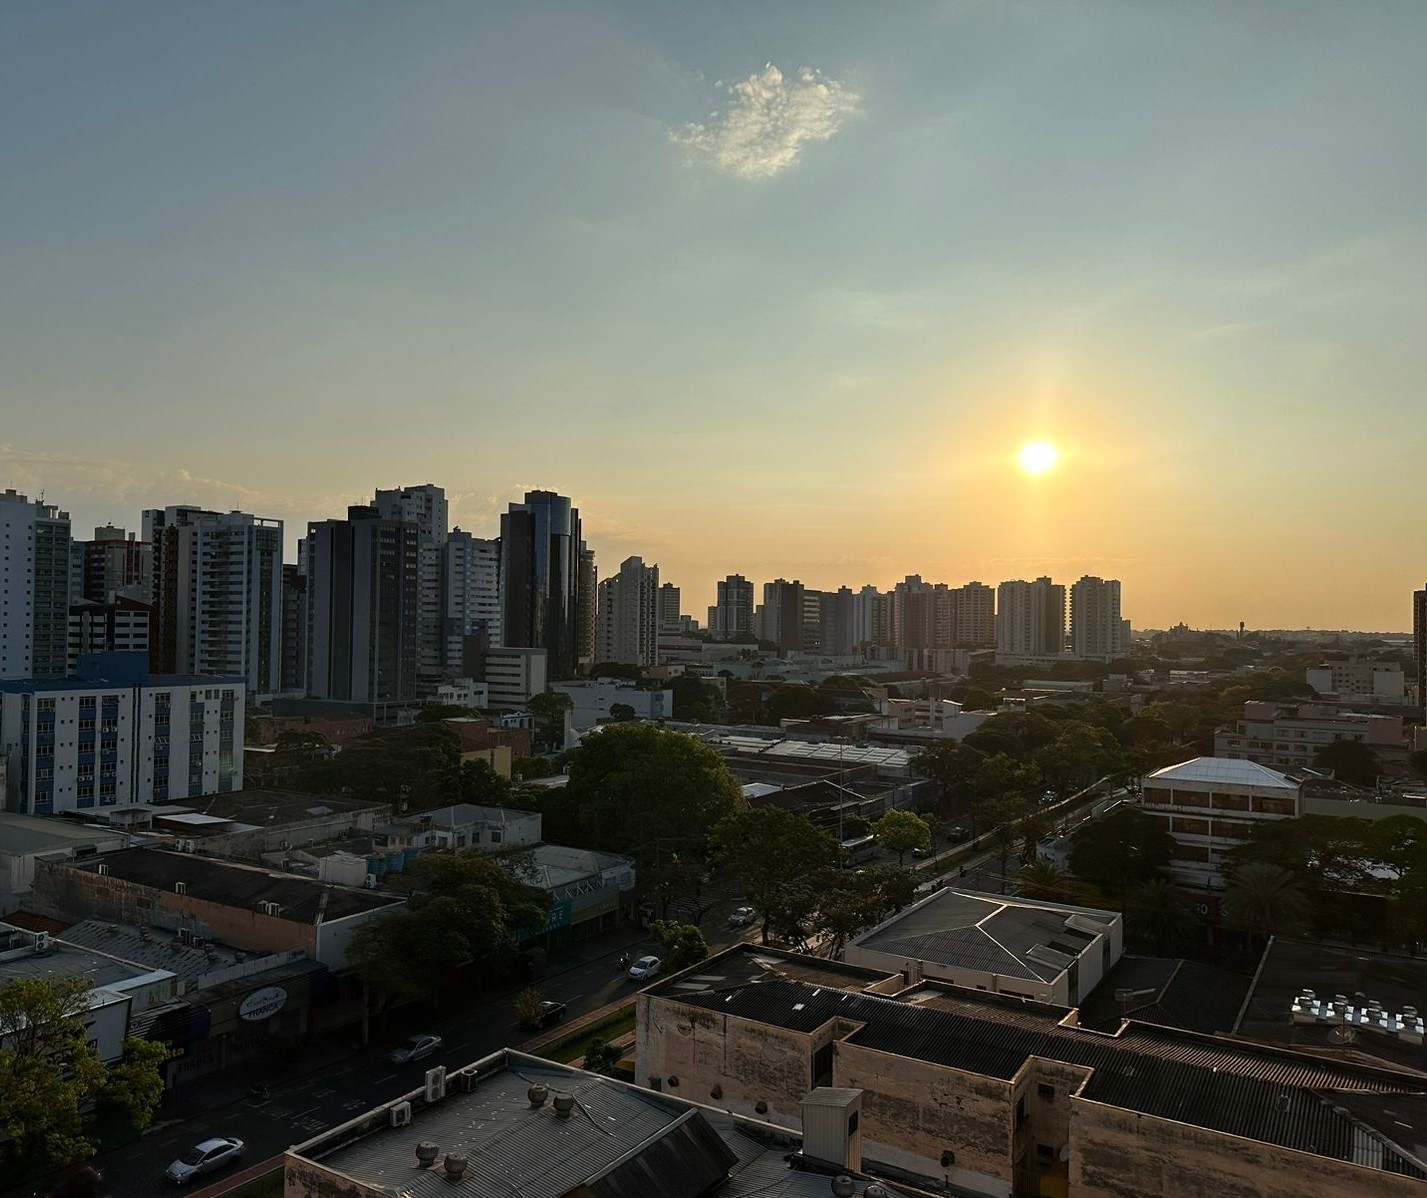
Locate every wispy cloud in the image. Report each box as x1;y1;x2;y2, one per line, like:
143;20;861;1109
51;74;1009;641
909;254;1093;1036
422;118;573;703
672;65;859;179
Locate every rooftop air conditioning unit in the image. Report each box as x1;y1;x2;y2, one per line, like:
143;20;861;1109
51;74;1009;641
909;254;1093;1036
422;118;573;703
424;1066;447;1104
365;873;378;889
389;1101;412;1128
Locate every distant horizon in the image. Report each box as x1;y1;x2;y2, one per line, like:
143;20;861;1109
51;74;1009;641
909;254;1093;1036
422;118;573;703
3;3;1424;633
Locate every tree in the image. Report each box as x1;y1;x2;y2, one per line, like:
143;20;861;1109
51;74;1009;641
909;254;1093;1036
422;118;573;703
973;796;1036;892
588;662;643;681
273;728;334;756
957;687;998;712
569;725;743;912
1312;739;1381;788
711;807;839;943
291;722;461;807
512;987;545;1029
1125;879;1197;954
1223;863;1312;943
583;1037;622;1074
436;758;512;809
529;691;574;751
871;810;931;865
0;976;108;1172
1016;859;1077;903
608;703;637;723
670;675;725;722
348;851;549;1009
810;865;919;957
100;1038;169;1132
914;741;982;818
1069;808;1175;895
650;921;710;973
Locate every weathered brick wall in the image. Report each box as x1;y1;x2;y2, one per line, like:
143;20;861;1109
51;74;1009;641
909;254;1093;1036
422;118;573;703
1070;1097;1425;1198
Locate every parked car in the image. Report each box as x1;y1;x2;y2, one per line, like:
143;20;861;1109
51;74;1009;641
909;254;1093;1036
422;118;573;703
728;906;756;927
910;846;932;859
526;1000;567;1030
390;1033;444;1064
627;955;661;981
37;1165;102;1198
165;1137;244;1186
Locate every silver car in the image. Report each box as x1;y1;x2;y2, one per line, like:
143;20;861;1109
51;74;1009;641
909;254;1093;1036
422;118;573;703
165;1137;244;1186
390;1033;444;1064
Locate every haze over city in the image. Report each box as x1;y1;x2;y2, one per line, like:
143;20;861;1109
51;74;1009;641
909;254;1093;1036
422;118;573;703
3;2;1424;629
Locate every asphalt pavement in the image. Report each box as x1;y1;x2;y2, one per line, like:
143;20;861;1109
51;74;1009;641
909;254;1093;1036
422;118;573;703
22;903;754;1198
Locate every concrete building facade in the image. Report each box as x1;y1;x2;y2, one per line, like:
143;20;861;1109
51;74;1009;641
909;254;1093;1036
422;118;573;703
372;483;448;695
1214;701;1403;774
596;555;660;668
442;529;502;675
710;574;756;640
1068;575;1122;660
500;490;583;680
996;577;1065;657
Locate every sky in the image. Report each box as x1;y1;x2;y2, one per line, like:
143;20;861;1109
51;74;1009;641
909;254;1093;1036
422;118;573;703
2;1;1424;632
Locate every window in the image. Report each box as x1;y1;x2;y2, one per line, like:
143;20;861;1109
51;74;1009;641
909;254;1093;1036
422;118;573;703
1015;1097;1027;1129
1037;1083;1055;1100
1035;1144;1055;1165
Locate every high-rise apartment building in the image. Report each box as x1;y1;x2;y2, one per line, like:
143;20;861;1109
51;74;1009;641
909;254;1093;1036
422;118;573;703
995;576;1066;656
500;491;583;680
67;598;152;673
73;526;152;604
1414;587;1427;706
760;579;806;654
143;506;283;695
1;489;73;681
305;506;419;705
443;530;502;675
951;581;996;648
596;556;660;668
279;563;307;694
1070;575;1123;660
576;546;597;670
372;484;448;694
658;582;682;633
709;575;755;640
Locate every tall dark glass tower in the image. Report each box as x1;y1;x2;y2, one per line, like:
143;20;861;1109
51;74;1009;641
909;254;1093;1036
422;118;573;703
500;491;582;680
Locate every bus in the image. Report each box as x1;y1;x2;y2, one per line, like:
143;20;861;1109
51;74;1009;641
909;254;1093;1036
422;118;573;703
841;835;878;866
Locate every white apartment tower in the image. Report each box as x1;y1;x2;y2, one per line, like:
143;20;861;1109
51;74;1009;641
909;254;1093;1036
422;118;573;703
995;577;1066;656
658;583;682;633
596;556;660;668
1070;575;1123;660
143;506;283;695
373;484;449;695
1;490;73;681
443;529;502;674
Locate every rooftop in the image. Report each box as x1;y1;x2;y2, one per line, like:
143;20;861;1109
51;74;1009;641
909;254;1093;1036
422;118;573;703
850;887;1118;983
404;804;538;829
291;1051;929;1198
514;845;634;890
60;848;403;922
0;923;169;992
60;917;247;984
173;788;382;826
665;953;1427;1178
1147;756;1299;791
0;813;130;856
1077;955;1254;1035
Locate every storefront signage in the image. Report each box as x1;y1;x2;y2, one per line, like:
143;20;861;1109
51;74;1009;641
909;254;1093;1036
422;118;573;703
238;986;288;1022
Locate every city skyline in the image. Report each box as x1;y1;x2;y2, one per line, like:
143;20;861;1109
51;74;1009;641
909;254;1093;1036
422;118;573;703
3;3;1425;630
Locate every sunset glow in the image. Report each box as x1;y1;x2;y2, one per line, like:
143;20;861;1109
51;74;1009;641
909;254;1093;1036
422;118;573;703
1018;441;1059;476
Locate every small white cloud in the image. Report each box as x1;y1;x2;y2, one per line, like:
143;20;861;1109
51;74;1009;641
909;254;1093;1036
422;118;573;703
672;64;859;180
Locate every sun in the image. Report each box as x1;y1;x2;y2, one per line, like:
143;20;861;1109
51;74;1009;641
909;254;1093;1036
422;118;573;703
1018;440;1059;475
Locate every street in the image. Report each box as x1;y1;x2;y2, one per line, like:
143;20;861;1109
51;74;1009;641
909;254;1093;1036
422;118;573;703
24;909;752;1198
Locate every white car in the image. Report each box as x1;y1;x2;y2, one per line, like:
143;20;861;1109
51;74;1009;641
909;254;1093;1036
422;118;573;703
627;955;661;981
728;906;756;927
166;1137;244;1186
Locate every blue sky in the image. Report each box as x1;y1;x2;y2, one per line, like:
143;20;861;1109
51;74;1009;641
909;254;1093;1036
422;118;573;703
2;2;1424;628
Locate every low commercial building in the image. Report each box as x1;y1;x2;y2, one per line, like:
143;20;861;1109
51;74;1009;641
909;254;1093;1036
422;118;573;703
637;945;1427;1198
1140;756;1302;888
0;811;136;915
552;678;673;727
1307;660;1406;700
0;921;179;1061
394;803;542;854
284;1050;940;1198
516;844;635;941
143;789;386;862
481;646;548;707
0;650;243;816
30;847;404;969
1215;701;1405;774
844;888;1122;1006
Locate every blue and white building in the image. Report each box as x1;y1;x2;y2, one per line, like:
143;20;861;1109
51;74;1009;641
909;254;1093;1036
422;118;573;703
0;651;244;816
